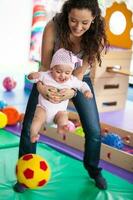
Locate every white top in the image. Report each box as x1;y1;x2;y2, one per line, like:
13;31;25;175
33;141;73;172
31;71;91;124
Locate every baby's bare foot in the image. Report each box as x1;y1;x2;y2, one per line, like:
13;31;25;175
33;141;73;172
30;134;40;143
58;121;76;135
57;125;69;135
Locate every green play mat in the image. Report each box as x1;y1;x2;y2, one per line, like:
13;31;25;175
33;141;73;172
0;129;132;200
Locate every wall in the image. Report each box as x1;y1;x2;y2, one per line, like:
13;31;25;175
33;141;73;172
0;0;33;73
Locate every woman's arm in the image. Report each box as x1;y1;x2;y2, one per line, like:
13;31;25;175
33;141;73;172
37;20;56;95
39;20;56;71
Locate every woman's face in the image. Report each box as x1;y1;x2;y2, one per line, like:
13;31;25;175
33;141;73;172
68;8;94;37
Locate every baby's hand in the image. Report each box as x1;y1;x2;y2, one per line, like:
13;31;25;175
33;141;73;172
84;90;93;99
28;72;40;80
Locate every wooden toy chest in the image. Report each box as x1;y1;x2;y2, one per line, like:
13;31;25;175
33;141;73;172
41;112;133;172
100;122;133;172
90;50;132;112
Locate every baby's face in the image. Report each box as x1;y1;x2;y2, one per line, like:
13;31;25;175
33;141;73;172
51;64;73;83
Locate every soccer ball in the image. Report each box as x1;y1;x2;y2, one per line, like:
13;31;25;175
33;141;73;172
16;154;51;189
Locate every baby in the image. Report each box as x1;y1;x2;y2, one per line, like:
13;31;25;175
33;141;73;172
28;48;93;143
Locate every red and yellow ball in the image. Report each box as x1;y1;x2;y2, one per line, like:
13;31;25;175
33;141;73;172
16;154;51;189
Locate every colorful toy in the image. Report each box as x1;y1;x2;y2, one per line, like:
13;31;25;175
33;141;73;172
18;113;25;123
2;106;20;125
75;126;84;137
0;111;8;128
68;111;81;127
102;133;124;150
16;154;51;189
29;0;47;62
0;100;7;109
67;120;75;132
3;76;17;91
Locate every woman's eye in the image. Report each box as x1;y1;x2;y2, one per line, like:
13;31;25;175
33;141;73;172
83;22;88;25
71;19;76;23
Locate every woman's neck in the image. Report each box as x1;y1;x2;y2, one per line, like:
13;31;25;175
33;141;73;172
69;34;82;54
70;34;82;44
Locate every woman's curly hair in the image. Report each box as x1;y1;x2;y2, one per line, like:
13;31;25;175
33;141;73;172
54;0;108;66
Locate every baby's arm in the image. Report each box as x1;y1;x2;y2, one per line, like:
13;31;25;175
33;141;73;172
80;82;93;99
72;76;93;99
28;72;40;80
84;90;93;99
27;72;44;84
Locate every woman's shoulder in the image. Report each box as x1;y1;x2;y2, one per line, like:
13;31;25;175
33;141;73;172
44;20;56;33
42;20;57;46
45;18;61;52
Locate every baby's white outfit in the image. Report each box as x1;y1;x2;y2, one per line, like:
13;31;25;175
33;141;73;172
35;71;91;124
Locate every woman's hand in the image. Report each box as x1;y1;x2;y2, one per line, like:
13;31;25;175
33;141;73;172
58;88;76;101
37;82;75;103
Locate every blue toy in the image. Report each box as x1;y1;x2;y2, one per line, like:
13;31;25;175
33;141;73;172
102;133;124;150
0;100;7;109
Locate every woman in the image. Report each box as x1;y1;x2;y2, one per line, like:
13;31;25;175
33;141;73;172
14;0;108;192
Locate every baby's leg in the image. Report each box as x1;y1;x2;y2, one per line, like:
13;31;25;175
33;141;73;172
30;106;46;143
54;111;69;135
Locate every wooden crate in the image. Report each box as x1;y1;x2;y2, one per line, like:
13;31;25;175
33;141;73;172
100;144;133;172
101;122;133;147
90;50;132;79
40;126;133;172
92;76;129;96
68;50;132;112
95;93;126;112
90;50;132;112
40;112;133;172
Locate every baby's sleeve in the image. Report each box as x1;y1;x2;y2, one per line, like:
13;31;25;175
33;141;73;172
26;72;44;83
72;76;91;93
